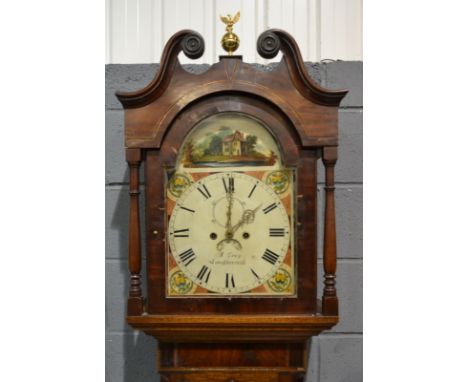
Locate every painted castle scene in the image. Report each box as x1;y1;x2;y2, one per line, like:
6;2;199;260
179;113;282;169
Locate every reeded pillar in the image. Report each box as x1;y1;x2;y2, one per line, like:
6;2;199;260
322;146;338;316
126;148;144;315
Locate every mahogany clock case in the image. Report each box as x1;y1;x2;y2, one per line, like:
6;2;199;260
113;28;351;381
116;29;346;319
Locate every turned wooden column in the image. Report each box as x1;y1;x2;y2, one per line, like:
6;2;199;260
126;148;144;315
322;146;338;315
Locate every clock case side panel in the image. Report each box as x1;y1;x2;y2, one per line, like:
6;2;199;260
144;94;319;315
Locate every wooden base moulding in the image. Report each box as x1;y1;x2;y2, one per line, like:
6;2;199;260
128;315;337;380
127;314;338;342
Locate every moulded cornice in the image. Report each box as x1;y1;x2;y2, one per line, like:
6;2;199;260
116;29;347;109
116;30;205;108
257;29;348;106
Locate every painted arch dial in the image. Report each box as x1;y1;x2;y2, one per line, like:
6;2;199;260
168;172;291;294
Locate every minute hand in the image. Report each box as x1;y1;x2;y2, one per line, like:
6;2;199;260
225;191;234;235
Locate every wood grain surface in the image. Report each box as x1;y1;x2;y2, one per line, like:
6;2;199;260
116;29;347;381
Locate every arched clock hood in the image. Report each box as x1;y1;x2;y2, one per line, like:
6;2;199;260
116;29;347;149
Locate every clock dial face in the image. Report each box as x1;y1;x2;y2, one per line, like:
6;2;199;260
165;111;295;297
168;172;291;294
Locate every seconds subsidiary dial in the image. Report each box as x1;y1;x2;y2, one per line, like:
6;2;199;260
168;172;291;294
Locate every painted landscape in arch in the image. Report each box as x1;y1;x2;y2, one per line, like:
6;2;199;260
179;113;281;169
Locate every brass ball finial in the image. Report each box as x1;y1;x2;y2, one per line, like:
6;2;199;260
220;11;240;55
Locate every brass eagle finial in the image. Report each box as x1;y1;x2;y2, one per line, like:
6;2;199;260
220;11;240;55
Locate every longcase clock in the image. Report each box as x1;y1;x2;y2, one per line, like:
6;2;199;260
116;27;347;382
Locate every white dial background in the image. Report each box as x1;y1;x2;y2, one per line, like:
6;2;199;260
168;172;291;294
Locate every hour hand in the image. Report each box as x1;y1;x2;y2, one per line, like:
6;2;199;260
231;204;262;234
242;203;262;224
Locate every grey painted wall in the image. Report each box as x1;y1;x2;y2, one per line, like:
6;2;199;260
105;61;363;382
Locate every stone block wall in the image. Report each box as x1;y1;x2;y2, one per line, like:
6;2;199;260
105;61;363;382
